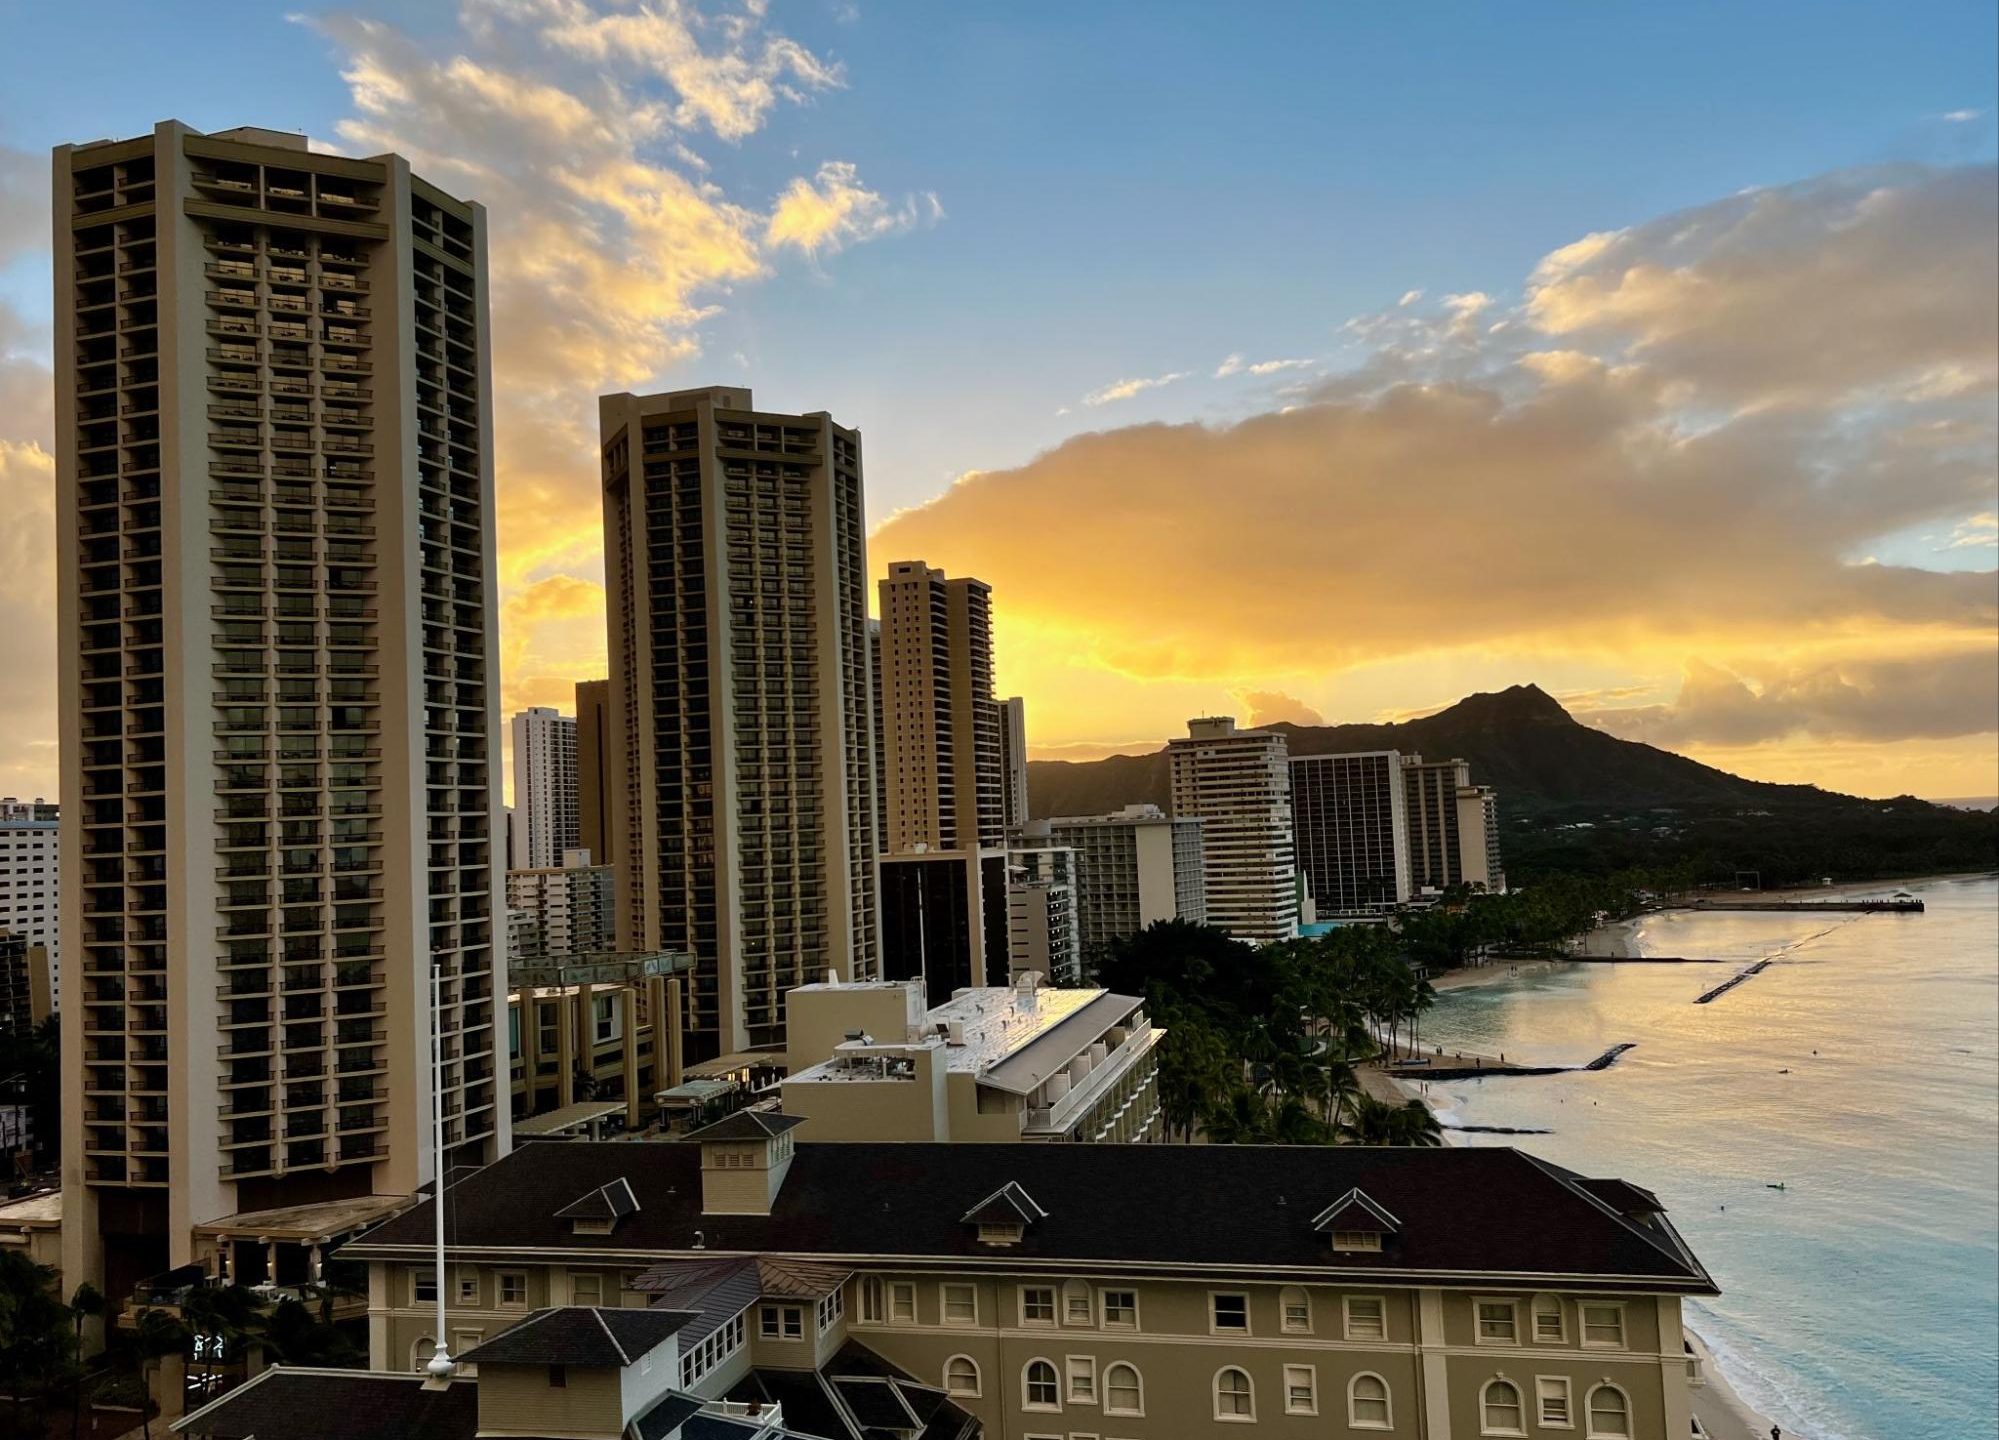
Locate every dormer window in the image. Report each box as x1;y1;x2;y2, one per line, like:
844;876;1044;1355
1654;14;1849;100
555;1177;640;1238
1311;1187;1400;1255
959;1180;1048;1244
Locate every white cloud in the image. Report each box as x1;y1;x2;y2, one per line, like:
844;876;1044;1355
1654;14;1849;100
1939;512;1998;551
1941;108;1985;124
1083;371;1191;406
1215;353;1244;378
1397;288;1424;307
766;161;939;256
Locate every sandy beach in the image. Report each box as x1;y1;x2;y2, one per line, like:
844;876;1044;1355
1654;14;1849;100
1687;1328;1779;1440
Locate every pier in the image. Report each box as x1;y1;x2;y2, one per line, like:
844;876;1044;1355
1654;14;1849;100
1384;1041;1636;1081
1695;958;1772;1004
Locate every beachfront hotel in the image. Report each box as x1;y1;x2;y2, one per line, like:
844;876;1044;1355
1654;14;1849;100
328;1122;1715;1440
1166;717;1299;943
600;388;880;1061
1291;750;1413;914
53;121;506;1303
779;973;1163;1143
1403;756;1507;895
1044;803;1208;952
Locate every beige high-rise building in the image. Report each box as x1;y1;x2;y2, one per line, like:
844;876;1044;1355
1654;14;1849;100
574;679;611;865
997;695;1028;835
1403;756;1506;895
506;850;615;960
876;561;1008;999
1167;717;1298;944
877;560;1003;854
1005;842;1081;985
508;705;577;871
600;388;878;1062
54;121;506;1303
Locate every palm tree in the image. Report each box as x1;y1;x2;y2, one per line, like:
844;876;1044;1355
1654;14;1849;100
1339;1095;1443;1146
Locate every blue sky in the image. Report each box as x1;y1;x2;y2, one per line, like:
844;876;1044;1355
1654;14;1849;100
0;1;1994;798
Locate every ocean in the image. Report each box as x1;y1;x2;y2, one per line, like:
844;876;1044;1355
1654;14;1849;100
1411;875;1999;1440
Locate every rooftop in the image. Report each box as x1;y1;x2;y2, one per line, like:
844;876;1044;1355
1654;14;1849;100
174;1367;477;1440
349;1140;1716;1293
457;1306;697;1367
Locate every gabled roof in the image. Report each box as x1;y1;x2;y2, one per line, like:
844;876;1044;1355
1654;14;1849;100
959;1180;1048;1227
174;1367;477;1440
457;1306;697;1368
724;1340;978;1440
1310;1187;1401;1234
556;1176;640;1223
683;1109;807;1144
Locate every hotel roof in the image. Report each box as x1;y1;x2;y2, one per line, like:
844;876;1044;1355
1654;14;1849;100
348;1139;1716;1294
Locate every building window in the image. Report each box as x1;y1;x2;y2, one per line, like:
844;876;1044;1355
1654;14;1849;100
1580;1302;1626;1349
1585;1384;1631;1438
1348;1373;1392;1430
1279;1286;1310;1333
570;1272;602;1306
1532;1295;1565;1343
859;1276;885;1323
1213;1367;1254;1422
411;1271;438;1305
1282;1364;1316;1415
944;1355;981;1398
1209;1292;1249;1334
1344;1294;1386;1340
1331;1229;1382;1252
759;1304;804;1340
1066;1355;1096;1403
1024;1359;1060;1410
941;1283;977;1326
1063;1279;1093;1325
978;1221;1024;1245
410;1336;436;1372
1480;1379;1525;1436
1022;1285;1056;1325
889;1282;916;1322
454;1273;479;1306
817;1289;844;1333
1104;1363;1143;1416
1536;1376;1573;1427
548;1365;567;1389
1100;1289;1137;1329
497;1273;528;1308
1475;1298;1519;1344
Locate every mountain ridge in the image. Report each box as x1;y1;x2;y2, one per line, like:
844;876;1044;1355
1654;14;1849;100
1026;683;1842;820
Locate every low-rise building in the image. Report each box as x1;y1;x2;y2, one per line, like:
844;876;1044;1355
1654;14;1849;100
1045;804;1206;957
341;1124;1716;1440
0;801;59;1013
507;850;616;961
507;952;694;1127
780;976;1162;1143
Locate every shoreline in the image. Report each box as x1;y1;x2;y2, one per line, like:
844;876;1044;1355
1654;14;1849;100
1685;1326;1780;1440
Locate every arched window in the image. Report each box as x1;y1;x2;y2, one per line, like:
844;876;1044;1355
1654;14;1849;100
1481;1379;1525;1436
1062;1278;1093;1325
1279;1285;1310;1332
1105;1362;1143;1416
1586;1384;1632;1439
1531;1294;1565;1343
1023;1358;1059;1410
410;1336;436;1373
1214;1366;1254;1421
943;1355;980;1398
1348;1372;1392;1429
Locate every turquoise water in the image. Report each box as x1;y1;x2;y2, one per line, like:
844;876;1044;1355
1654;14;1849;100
1413;875;1999;1440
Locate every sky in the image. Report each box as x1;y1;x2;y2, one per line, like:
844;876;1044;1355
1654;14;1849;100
1;0;1995;803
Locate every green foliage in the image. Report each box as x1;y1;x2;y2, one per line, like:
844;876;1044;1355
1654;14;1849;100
0;1250;76;1408
1101;871;1680;1145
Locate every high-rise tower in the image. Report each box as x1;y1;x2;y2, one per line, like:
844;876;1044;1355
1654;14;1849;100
54;122;506;1299
508;706;577;870
1166;717;1297;944
600;388;877;1060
